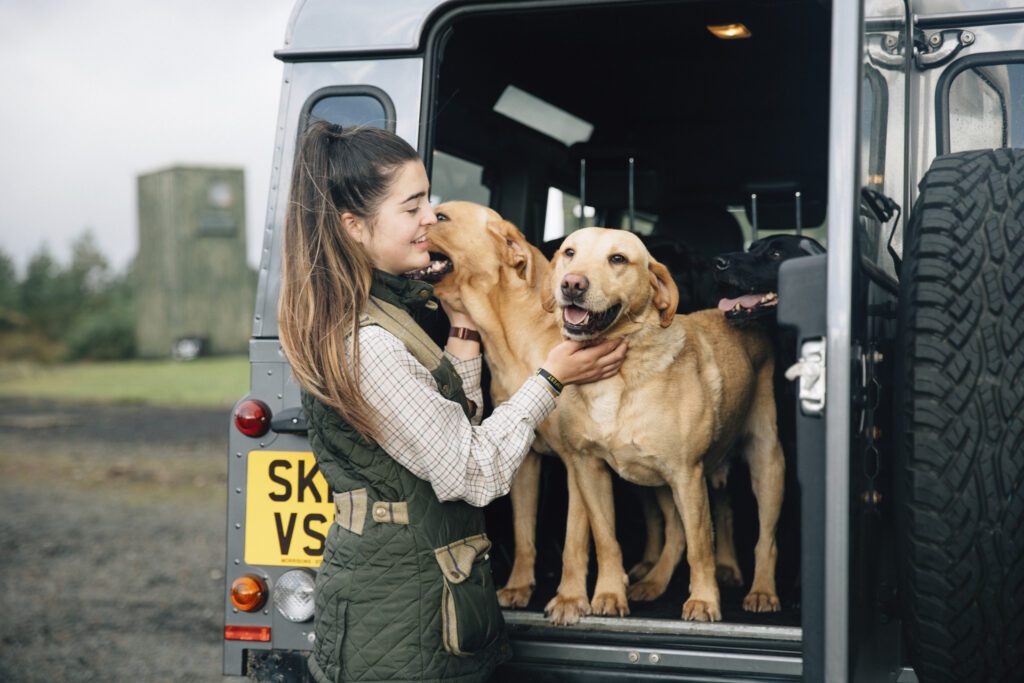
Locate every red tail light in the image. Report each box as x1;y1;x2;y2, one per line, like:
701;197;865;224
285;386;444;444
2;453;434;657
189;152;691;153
234;399;271;438
224;625;271;642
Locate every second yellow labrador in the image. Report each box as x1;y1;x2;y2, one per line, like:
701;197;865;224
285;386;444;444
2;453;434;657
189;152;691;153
546;227;785;621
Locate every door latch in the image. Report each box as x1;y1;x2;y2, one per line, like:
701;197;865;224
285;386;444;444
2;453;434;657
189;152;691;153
786;338;826;415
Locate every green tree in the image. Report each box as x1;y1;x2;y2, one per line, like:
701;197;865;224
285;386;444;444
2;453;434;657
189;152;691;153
0;248;17;313
19;244;72;339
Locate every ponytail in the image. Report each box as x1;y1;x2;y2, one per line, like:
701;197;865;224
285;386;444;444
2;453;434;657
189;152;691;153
278;121;419;440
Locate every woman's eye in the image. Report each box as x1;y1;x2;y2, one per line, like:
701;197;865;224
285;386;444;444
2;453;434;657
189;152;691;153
564;248;575;258
436;212;449;222
609;254;627;264
408;207;420;214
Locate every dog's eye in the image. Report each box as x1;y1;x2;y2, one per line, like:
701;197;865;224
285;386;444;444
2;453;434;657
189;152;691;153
609;254;628;265
436;212;449;222
768;248;782;259
564;248;575;258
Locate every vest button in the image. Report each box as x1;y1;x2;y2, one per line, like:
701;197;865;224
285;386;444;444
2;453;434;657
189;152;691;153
442;384;449;393
375;506;387;518
419;290;428;298
450;571;461;579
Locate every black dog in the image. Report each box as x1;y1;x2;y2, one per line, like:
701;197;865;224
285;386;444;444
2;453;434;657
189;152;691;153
713;234;826;322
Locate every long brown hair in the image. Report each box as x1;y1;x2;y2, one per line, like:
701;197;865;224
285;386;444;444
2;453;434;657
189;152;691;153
278;120;420;440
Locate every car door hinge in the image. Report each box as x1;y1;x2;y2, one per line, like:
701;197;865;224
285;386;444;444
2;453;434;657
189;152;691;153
913;27;975;70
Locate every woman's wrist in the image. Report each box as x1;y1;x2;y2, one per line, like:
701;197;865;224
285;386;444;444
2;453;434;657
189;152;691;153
446;312;476;329
536;367;564;397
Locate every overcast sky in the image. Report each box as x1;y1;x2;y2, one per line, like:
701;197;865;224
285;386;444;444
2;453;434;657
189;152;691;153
0;0;295;274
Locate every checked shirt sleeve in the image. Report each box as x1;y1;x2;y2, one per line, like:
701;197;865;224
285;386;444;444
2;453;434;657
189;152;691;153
357;326;556;507
444;351;484;424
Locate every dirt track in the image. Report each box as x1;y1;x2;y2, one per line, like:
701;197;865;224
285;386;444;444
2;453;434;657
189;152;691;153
0;398;236;682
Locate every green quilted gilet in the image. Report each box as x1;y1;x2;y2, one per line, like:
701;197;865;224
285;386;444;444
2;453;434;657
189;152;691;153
303;271;509;683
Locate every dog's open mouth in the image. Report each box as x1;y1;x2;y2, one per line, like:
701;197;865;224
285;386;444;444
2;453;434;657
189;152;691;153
403;252;452;283
561;303;622;337
717;292;778;321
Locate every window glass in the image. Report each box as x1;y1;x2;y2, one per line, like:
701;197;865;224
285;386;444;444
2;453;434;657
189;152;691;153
946;64;1024;152
543;187;597;241
307;95;389;129
430;151;490;206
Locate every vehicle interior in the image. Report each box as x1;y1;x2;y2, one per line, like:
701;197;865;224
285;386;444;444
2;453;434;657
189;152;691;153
425;0;832;629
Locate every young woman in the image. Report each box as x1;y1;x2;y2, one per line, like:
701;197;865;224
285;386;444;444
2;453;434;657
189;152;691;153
278;120;626;683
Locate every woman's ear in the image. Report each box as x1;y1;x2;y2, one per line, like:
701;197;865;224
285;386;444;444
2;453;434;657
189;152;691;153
340;211;365;244
648;257;679;327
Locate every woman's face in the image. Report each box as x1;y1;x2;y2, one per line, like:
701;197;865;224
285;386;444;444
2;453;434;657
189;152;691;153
353;160;437;276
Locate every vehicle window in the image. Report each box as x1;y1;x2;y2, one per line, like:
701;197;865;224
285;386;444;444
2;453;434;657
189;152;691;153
307;94;389;129
430;151;490;206
948;66;1010;152
543;187;596;242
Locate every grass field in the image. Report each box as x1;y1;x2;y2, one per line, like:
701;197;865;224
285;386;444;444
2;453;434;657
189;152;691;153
0;356;250;408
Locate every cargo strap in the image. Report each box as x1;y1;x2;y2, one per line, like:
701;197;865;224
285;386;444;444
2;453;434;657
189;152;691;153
359;296;442;373
333;488;409;535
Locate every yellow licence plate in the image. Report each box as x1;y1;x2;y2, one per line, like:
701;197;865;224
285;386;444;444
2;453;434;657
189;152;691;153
245;451;334;567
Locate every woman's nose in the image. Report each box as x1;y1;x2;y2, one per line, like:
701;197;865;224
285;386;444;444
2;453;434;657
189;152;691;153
422;205;438;226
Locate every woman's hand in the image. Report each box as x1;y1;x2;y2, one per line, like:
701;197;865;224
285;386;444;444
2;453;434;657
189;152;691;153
541;337;627;387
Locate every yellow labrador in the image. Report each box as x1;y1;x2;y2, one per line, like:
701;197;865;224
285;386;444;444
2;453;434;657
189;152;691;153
546;227;785;621
427;201;603;623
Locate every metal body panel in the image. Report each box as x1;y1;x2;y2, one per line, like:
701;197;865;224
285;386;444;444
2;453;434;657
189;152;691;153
825;0;865;680
507;641;802;678
283;0;452;54
251;58;424;338
907;20;1024;211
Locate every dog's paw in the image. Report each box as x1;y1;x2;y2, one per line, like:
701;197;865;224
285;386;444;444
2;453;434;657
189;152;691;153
716;563;744;587
681;599;722;622
544;594;591;626
591;591;630;617
742;591;780;613
627;561;654;583
627;578;668;602
497;583;534;609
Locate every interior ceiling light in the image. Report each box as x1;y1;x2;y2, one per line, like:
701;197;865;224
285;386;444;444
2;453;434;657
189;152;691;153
493;85;594;147
707;23;752;39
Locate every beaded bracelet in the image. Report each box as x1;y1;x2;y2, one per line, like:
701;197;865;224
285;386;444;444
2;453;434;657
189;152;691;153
536;368;564;396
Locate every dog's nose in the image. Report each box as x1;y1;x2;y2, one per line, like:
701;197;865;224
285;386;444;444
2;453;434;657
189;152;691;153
714;256;730;271
561;273;589;296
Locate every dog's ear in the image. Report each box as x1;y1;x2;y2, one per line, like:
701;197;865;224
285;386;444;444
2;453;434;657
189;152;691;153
503;222;537;287
488;217;537;286
648;257;679;327
541;249;559;313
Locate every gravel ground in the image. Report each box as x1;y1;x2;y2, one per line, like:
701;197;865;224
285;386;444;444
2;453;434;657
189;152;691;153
0;398;236;683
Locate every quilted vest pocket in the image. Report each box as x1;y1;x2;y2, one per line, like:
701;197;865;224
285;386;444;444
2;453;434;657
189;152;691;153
434;534;504;656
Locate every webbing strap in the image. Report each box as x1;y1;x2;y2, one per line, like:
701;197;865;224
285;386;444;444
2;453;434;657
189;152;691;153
359;296;443;373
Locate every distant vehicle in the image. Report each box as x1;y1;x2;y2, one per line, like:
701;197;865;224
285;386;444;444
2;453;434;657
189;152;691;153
223;1;1024;681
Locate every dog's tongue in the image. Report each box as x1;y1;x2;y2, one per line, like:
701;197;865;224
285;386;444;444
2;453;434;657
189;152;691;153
564;305;589;325
718;294;765;312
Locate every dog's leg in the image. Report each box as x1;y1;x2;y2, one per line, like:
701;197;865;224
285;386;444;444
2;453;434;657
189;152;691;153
627;486;663;583
544;455;593;625
670;463;721;621
628;485;686;601
711;479;744;587
571;454;630;618
742;365;784;613
498;449;541;608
